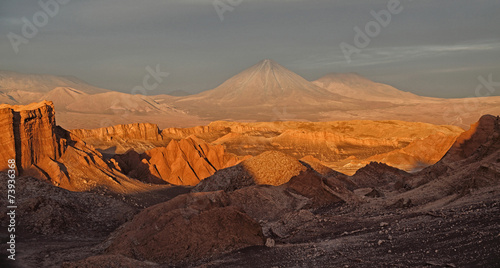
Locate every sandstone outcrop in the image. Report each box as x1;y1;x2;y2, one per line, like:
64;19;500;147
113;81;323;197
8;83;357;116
193;150;307;192
71;123;231;154
0;101;60;173
113;136;245;186
73;123;164;142
71;119;463;175
0;101;157;192
71;123;166;154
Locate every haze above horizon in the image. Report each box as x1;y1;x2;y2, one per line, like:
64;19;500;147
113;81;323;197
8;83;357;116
1;0;499;98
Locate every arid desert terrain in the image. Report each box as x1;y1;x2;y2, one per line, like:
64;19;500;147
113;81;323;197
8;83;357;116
0;89;499;267
2;0;500;266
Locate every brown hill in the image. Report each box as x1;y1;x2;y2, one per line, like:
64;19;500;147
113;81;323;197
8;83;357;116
367;131;459;171
399;115;500;205
105;191;265;265
193;151;307;192
104;168;356;265
113;136;245;186
350;162;410;189
441;114;499;163
0;176;136;236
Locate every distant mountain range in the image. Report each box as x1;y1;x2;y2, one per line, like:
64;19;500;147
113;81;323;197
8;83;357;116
1;60;500;129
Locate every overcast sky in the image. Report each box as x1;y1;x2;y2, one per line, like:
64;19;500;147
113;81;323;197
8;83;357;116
1;0;499;98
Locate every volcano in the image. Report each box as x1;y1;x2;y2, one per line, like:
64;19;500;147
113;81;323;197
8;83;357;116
172;59;367;121
176;59;351;107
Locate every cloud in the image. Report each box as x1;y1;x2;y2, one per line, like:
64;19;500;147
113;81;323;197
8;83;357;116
0;0;499;97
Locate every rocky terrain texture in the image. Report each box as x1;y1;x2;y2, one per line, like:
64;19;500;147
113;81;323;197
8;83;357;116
71;123;167;155
0;101;173;193
0;100;498;267
72;119;463;175
71;123;232;154
112;136;245;185
0;102;244;190
91;115;500;266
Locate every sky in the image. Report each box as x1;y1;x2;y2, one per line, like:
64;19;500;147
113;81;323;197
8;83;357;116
0;0;499;98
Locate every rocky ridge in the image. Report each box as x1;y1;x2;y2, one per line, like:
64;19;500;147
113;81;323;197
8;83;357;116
73;119;463;175
113;136;245;185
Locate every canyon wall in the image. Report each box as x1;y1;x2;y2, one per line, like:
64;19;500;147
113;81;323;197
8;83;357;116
0;101;60;172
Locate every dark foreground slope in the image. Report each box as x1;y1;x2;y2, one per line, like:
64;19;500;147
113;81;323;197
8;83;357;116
0;115;498;267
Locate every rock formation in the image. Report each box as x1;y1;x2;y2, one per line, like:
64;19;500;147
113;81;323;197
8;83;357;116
105;191;265;265
193;150;307;192
399;115;500;205
71;123;231;154
208;120;463;173
113;136;245;185
0;101;61;173
0;176;136;236
350;162;410;189
0;101;157;192
68;115;463;175
104;165;356;265
4;111;499;267
441;114;499;163
367;131;459;171
72;123;167;154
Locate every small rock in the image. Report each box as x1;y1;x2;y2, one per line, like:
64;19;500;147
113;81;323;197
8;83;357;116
377;240;384;245
265;238;275;248
380;222;389;227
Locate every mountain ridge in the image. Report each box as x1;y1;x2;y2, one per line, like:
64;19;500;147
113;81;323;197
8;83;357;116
2;62;500;129
177;59;348;107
